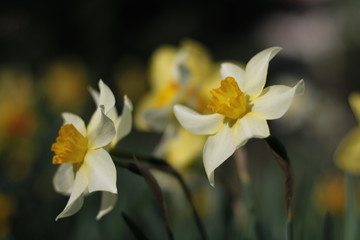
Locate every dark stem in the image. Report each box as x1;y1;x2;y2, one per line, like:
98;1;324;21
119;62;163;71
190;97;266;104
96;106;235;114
110;150;208;240
265;136;294;240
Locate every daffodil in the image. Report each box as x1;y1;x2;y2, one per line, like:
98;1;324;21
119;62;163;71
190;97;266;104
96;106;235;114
88;80;133;149
335;93;360;174
174;47;304;186
135;40;216;169
51;106;117;220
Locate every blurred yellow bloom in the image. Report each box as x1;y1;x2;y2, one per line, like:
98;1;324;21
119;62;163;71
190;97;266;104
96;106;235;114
0;193;15;238
135;40;218;170
42;60;89;112
335;93;360;174
0;68;37;181
313;175;346;216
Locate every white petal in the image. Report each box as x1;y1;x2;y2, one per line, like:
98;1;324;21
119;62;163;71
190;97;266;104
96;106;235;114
203;124;236;187
88;86;100;105
173;104;224;135
233;113;270;147
220;63;245;90
53;163;75;196
244;47;282;98
85;148;117;194
88;84;118;121
96;192;117;220
251;80;304;120
87;106;116;149
111;95;133;148
62;112;86;136
98;80;116;114
56;195;84;220
56;165;88;220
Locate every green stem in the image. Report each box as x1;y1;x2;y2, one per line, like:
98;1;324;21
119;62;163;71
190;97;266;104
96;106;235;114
344;174;358;240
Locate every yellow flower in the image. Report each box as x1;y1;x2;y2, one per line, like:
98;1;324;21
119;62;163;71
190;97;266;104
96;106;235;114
335;93;360;174
313;175;345;216
174;47;304;186
135;40;215;169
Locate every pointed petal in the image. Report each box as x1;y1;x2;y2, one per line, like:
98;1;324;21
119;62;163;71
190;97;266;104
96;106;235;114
233;113;270;146
86;148;117;194
244;47;282;98
89;82;118;121
220;63;245;90
87;106;116;149
56;165;88;220
53;163;75;196
349;93;360;123
173;104;224;135
251;80;304;120
88;86;100;105
96;192;117;220
97;80;116;114
335;127;360;174
62;112;86;136
203;124;236;187
111;95;133;148
56;195;84;220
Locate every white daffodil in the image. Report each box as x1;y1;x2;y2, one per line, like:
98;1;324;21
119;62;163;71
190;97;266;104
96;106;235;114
89;80;133;149
51;106;117;220
174;47;304;186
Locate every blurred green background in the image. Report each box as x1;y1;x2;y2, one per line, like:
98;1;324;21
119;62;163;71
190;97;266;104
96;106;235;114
0;0;359;239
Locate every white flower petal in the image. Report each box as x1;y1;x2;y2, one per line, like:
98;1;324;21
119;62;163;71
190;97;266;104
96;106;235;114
220;63;245;90
87;106;116;149
56;195;84;221
251;80;304;120
244;47;282;98
53;163;74;196
86;148;117;194
56;165;88;220
98;80;116;114
203;124;236;187
88;86;100;105
61;112;86;136
111;95;133;148
173;104;224;135
89;83;118;122
96;192;117;220
233;113;270;146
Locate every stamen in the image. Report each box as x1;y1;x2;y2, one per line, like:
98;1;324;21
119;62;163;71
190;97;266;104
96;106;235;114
51;124;88;164
207;77;248;119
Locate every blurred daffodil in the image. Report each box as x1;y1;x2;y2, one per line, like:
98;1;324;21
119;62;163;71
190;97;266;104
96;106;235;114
335;93;360;174
42;60;89;112
89;80;133;149
51;106;117;220
313;175;346;216
174;47;304;186
136;40;217;169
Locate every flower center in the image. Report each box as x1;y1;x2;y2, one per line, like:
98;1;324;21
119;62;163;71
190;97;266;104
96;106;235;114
51;124;88;164
154;82;179;107
207;77;248;119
